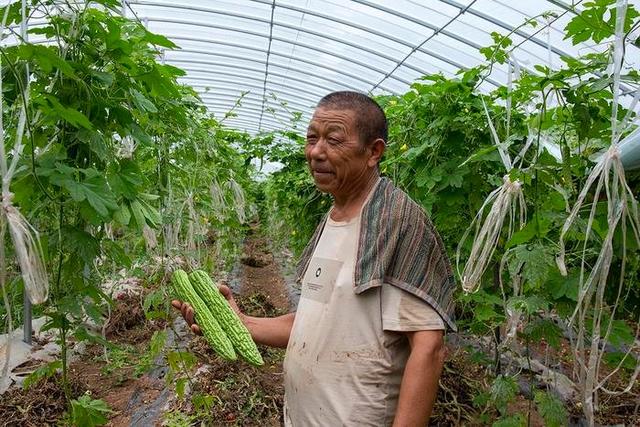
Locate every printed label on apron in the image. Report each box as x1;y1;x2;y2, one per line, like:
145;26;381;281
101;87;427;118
301;257;342;304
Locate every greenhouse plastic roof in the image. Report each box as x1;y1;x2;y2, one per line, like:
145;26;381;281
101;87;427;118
30;1;640;134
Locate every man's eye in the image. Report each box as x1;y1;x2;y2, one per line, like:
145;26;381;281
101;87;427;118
328;137;341;144
306;136;317;143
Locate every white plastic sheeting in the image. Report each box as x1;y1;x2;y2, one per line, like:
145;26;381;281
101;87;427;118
116;0;640;134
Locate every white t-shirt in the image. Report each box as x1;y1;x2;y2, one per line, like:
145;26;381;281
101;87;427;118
283;213;445;426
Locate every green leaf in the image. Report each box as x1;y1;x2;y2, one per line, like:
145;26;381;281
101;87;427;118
23;361;62;390
492;414;526;427
130;88;158;113
90;70;115;86
175;377;189;399
70;393;112;427
16;44;75;76
143;29;178;48
76;129;109;161
129;123;153;146
138;198;162;227
81;175;119;218
62;227;100;265
506;217;552;249
534;391;567;427
149;330;168;357
102;239;131;267
113;204;132;226
39;94;93;129
167;351;197;373
459;144;498;167
108;160;143;199
490;375;518;415
523;319;563;348
507;295;549;315
546;269;579;301
510;243;554;287
130;199;147;229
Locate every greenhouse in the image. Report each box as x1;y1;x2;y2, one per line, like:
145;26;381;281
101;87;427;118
0;0;639;425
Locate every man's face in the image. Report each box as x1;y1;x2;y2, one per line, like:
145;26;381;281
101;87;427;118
305;107;374;198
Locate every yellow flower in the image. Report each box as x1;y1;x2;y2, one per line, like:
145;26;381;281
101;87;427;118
400;144;408;152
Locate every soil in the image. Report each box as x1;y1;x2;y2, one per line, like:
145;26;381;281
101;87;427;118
2;227;639;426
172;230;290;426
239;235;290;314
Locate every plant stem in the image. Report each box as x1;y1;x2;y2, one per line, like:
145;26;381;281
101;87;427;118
493;261;502;376
55;197;71;401
525;314;534;427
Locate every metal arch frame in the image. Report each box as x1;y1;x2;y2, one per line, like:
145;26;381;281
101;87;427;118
191;82;315;111
209;112;285;131
246;0;584;88
436;0;576;58
131;2;421;76
190;88;313;114
171;60;363;94
166;45;405;90
354;0;574;61
246;0;507;75
130;2;478;88
12;12;410;92
7;5;535;94
202;98;300;116
201;94;312;120
258;0;276;132
219;117;287;133
222;124;279;135
200;95;304;116
204;105;297;127
215;116;284;132
178;73;323;102
179;65;340;99
199;96;313;119
175;64;363;95
343;1;552;87
144;23;409;91
167;59;338;106
187;81;318;107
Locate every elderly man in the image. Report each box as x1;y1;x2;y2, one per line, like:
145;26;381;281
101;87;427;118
173;91;456;426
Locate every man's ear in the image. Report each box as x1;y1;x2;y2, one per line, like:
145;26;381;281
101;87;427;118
368;138;386;167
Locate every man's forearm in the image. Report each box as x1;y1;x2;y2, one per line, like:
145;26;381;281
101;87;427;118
393;332;445;426
242;312;295;348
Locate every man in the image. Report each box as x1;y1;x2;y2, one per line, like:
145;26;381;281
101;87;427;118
173;91;456;426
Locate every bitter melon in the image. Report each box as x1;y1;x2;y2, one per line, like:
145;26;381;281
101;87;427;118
189;270;264;366
171;269;236;361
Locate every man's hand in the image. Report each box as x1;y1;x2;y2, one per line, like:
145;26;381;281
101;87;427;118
171;283;242;336
171;281;295;348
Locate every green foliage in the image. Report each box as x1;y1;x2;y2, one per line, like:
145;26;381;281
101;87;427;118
523;318;563;349
23;360;63;390
260;131;331;254
534;391;568;427
69;393;112;427
162;409;197;427
490;375;518;415
565;0;640;44
0;0;258;417
492;414;526;427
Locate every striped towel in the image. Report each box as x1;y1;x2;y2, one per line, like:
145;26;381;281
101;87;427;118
296;177;457;331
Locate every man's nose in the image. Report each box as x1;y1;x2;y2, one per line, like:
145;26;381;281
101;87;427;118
308;138;327;160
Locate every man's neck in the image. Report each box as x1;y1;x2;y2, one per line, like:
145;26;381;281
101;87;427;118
330;173;379;222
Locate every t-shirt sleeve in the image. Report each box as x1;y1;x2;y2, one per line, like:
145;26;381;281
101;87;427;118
381;284;445;332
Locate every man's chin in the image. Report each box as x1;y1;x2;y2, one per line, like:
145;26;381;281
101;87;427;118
313;180;334;194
